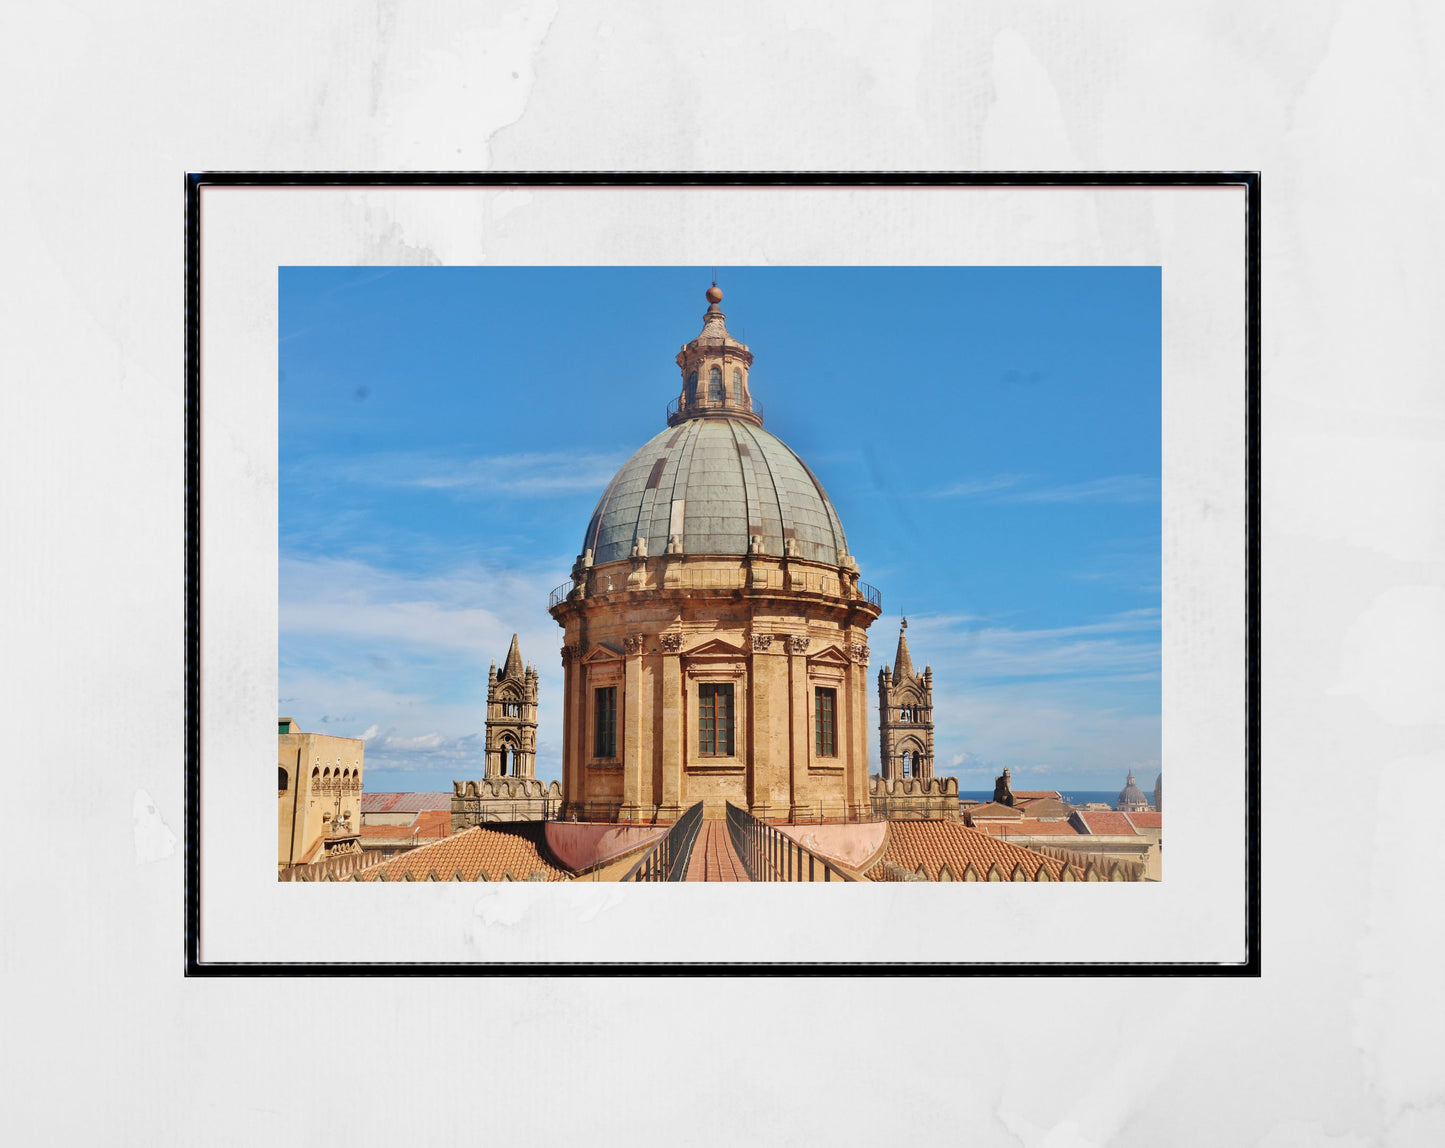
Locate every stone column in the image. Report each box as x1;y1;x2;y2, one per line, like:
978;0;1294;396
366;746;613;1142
659;640;683;819
621;636;645;821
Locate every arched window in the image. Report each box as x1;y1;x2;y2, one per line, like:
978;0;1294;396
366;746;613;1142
687;371;698;403
901;751;912;778
279;766;289;792
708;366;723;403
732;368;742;402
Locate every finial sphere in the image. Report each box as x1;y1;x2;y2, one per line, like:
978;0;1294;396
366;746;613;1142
705;285;723;304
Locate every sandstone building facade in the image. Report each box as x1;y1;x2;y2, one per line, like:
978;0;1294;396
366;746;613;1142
277;718;364;872
548;287;882;822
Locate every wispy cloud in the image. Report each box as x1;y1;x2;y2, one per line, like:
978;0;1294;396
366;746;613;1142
280;555;571;667
877;609;1160;785
1005;475;1158;504
901;608;1160;681
928;473;1157;504
287;449;626;499
930;473;1029;498
280;554;571;780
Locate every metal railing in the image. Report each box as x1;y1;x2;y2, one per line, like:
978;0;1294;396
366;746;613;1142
666;396;763;424
858;581;882;609
778;802;883;825
549;581;573;609
459;800;559;824
724;803;857;882
621;802;705;881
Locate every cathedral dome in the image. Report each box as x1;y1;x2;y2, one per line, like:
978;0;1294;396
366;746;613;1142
1116;771;1150;812
581;418;850;566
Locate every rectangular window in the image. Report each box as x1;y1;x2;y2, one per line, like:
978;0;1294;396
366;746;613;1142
698;683;734;756
815;688;836;757
594;686;617;758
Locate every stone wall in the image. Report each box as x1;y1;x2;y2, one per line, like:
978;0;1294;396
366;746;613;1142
451;777;562;829
869;775;960;821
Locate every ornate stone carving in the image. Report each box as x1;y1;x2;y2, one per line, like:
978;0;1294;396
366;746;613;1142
849;642;870;664
660;633;683;653
789;635;810;654
751;633;774;652
623;635;645;655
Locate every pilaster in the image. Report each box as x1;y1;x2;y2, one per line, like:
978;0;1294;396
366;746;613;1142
620;634;645;820
659;642;683;819
788;637;809;819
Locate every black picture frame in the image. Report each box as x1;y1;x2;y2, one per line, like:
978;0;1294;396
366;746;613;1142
185;171;1260;976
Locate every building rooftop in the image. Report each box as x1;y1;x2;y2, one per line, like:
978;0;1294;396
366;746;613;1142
1013;796;1075;820
359;810;452;844
359;824;570;882
873;821;1080;881
360;792;453;814
1072;810;1142;836
978;819;1081;837
964;801;1025;821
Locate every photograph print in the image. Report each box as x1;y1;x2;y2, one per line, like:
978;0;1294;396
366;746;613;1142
276;264;1163;888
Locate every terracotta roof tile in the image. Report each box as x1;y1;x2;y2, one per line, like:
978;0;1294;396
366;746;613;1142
1012;790;1063;800
1125;811;1162;829
874;821;1080;881
359;792;453;814
1074;810;1140;836
981;819;1081;837
965;802;1025;821
359;809;453;844
359;824;570;882
1012;796;1075;820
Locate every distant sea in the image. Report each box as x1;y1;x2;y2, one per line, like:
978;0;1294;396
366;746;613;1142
960;790;1127;807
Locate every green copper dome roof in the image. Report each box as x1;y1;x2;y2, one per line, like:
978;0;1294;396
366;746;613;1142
582;418;849;566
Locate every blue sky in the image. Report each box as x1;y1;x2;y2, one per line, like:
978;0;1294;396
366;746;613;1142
280;266;1160;795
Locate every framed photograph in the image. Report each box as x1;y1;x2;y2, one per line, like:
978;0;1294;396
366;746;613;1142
187;173;1259;972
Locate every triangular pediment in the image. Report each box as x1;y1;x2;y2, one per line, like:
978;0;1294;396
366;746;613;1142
807;643;851;667
683;637;747;658
580;643;624;664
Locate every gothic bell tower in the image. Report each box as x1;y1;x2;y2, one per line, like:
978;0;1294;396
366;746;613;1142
485;634;538;778
877;619;934;781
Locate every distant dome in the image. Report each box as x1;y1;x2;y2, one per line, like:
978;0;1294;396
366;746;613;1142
581;418;849;566
1116;771;1150;812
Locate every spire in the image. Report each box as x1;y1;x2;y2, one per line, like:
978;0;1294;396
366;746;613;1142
669;283;761;428
501;633;524;681
893;617;915;682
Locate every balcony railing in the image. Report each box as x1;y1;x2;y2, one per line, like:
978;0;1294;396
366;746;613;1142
666;396;764;425
622;802;705;881
553;573;880;610
724;803;858;882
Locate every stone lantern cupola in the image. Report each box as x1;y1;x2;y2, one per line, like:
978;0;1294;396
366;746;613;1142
669;285;760;427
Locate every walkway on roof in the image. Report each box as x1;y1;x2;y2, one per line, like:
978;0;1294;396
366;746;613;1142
683;820;750;882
